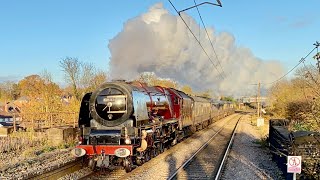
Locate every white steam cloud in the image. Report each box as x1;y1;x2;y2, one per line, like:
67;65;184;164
108;3;284;96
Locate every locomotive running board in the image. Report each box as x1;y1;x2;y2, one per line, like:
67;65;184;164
140;119;179;129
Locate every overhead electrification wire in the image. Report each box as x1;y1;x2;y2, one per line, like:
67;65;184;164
262;45;318;85
168;0;224;79
193;0;225;78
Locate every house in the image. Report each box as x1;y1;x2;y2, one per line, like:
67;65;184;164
0;101;21;127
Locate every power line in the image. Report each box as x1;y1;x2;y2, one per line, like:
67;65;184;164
193;0;225;78
178;1;222;13
261;43;319;85
168;0;224;79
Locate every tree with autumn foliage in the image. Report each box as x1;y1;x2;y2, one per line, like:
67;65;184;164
268;64;320;132
0;81;20;102
181;85;193;95
220;96;236;102
138;72;178;88
16;73;82;127
18;74;62;112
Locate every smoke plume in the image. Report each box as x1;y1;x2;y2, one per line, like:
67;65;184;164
108;3;284;96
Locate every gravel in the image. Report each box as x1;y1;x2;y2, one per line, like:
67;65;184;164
58;167;93;180
2;113;284;180
0;148;76;180
61;115;238;180
221;114;284;180
120;114;239;180
122;113;284;180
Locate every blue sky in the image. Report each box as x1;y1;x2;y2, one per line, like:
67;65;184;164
0;0;319;85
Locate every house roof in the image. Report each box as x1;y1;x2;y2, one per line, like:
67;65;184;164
0;106;12;117
0;114;12;118
0;102;21;115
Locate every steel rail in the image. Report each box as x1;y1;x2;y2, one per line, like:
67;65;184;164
167;114;241;180
28;159;82;180
214;116;242;180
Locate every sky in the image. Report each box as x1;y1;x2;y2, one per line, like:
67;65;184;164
0;0;319;96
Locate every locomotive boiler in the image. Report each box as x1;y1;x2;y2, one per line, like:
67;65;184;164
71;80;234;172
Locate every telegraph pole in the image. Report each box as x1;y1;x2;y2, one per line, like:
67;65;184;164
313;41;320;73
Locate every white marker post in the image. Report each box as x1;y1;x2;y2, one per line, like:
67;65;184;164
287;156;302;180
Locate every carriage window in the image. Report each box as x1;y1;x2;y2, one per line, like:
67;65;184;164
174;96;179;105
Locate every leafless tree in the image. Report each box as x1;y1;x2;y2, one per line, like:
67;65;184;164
60;57;81;100
60;57;108;99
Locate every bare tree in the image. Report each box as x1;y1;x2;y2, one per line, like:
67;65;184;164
82;63;95;83
80;63;108;92
60;57;81;100
60;57;109;98
80;62;95;91
138;72;156;86
91;71;108;90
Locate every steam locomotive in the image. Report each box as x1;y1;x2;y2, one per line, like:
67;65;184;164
71;80;234;172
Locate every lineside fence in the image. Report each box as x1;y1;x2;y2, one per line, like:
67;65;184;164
10;112;78;131
269;119;320;179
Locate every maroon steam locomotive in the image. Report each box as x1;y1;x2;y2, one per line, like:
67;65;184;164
71;80;234;172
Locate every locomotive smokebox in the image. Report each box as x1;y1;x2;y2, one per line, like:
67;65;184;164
89;82;133;127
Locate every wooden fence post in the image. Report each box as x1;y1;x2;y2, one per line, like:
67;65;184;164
50;113;53;128
73;112;76;128
32;113;34;130
13;113;16;132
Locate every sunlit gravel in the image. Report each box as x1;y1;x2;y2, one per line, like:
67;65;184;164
0;148;75;180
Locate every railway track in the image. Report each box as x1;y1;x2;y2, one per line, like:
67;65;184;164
78;168;126;180
168;114;241;180
28;159;82;180
76;114;241;180
214;116;240;180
